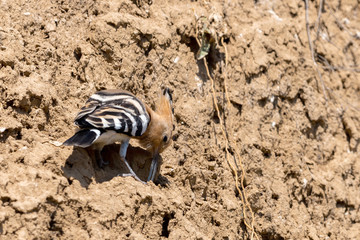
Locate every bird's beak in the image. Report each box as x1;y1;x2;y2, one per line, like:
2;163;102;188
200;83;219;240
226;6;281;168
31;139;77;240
147;151;159;182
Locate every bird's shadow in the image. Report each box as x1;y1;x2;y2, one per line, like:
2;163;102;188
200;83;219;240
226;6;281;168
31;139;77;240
62;144;165;188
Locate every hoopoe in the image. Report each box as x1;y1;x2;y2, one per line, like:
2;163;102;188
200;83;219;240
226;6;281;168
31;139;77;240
63;88;174;184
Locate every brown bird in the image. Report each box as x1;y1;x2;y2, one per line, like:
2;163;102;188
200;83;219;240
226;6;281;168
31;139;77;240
63;88;174;183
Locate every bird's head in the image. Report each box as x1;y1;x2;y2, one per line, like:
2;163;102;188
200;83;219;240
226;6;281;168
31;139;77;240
141;88;174;155
145;88;174;155
139;88;174;181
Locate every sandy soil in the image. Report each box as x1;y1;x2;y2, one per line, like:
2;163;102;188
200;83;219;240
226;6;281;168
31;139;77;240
1;0;359;239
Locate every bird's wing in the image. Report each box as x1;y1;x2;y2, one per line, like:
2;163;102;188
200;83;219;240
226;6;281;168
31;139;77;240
74;90;150;137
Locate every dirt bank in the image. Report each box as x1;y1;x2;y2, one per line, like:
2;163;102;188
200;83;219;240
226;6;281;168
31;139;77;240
0;0;359;239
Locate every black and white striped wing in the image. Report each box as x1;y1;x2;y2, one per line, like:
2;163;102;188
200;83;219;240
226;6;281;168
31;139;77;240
74;90;150;137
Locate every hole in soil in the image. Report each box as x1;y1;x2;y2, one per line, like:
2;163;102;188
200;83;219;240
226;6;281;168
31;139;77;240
144;42;153;57
211;216;220;226
342;123;351;143
263;150;271;158
67;178;73;185
211;111;220;124
260;231;285;240
272;193;279;200
245;66;267;84
1;196;11;203
49;211;64;234
230;101;242;116
258;98;267;107
254;144;271;158
74;47;82;62
16;131;22;140
161;212;175;238
5;100;14;109
223;37;230;44
178;158;185;166
179;35;199;58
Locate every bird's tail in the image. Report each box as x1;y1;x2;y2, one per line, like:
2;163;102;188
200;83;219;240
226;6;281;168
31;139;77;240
62;129;101;148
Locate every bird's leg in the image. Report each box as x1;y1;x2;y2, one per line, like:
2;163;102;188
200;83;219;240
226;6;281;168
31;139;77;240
93;148;109;168
147;154;159;182
119;140;146;184
93;149;105;168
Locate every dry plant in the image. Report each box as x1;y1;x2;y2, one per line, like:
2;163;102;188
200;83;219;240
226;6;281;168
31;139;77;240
305;0;360;112
305;0;328;101
194;14;259;240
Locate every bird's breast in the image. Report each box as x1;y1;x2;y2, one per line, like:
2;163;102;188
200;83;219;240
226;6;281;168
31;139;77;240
92;130;130;149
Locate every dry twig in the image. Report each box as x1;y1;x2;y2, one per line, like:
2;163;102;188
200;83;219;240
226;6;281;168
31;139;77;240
194;15;258;240
305;0;328;100
221;37;257;240
315;0;324;39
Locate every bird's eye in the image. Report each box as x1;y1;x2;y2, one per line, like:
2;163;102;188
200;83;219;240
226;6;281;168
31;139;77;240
163;136;168;142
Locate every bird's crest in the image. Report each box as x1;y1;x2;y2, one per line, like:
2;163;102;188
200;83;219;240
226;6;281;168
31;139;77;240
158;87;174;117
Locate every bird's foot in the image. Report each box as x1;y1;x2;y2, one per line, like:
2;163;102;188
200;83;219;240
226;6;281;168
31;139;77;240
119;157;146;184
117;173;132;177
96;158;109;169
